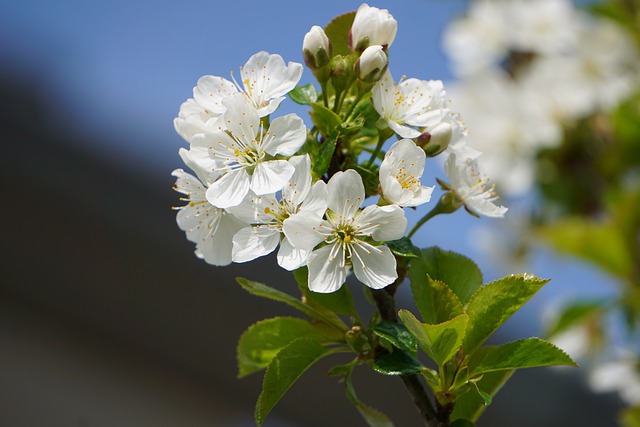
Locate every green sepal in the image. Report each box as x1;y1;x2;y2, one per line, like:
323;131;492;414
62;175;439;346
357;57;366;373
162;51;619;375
372;350;423;376
410;247;483;306
463;274;549;354
237;316;333;377
255;337;333;426
310;102;343;137
289;83;318;105
324;11;356;56
471;337;577;375
386;237;421;259
398;309;468;368
371;320;418;355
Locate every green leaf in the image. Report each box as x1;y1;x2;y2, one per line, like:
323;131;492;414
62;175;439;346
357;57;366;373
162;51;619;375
289;83;318;105
545;300;605;338
450;370;514;422
620;405;640;427
538;218;633;278
410;247;483;305
408;271;465;324
463;274;549;354
386;237;421;258
372;350;423;376
371;320;418;354
255;337;331;425
472;338;577;375
313;135;338;179
237;317;332;378
310;103;343;137
398;309;468;368
236;277;347;332
293;266;357;317
324;11;356;57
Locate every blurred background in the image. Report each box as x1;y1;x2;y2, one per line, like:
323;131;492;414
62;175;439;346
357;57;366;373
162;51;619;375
1;0;635;425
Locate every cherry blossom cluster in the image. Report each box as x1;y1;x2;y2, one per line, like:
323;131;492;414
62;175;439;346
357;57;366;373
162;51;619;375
443;0;640;195
172;3;506;293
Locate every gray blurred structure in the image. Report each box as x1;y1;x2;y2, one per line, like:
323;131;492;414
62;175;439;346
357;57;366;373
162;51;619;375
0;63;621;427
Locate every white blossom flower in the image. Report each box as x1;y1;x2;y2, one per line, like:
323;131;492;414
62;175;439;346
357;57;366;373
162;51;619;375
443;153;508;218
189;93;307;208
356;45;388;83
235;51;303;116
175;52;302;140
350;3;397;50
230;155;328;270
372;70;451;139
283;170;407;293
379;139;434;207
172;149;247;266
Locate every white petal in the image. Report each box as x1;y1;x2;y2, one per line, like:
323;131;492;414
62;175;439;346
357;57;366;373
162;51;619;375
263;114;307;157
226;191;278;224
307;245;347;293
221;93;260;141
195;211;246;266
250;160;295;195
193;75;238;114
388;119;421;138
299;180;328;217
277;238;310;271
327;170;364;218
282;211;326;251
356;205;407;242
351;244;397;289
232;226;280;263
206;169;251;208
283;155;312;207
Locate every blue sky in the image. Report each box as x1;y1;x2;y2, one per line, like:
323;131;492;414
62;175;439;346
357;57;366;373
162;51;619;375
0;0;616;337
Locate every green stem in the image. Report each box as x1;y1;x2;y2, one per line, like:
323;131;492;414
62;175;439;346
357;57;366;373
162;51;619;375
371;278;440;427
407;193;460;238
366;136;386;168
320;81;329;108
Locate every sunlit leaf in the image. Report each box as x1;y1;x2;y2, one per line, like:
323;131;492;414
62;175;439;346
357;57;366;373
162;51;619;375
410;247;483;306
472;338;577;375
399;309;468;368
463;275;549;354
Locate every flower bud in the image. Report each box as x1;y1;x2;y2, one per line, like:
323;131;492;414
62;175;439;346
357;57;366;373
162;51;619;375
418;122;453;157
329;54;355;94
350;3;397;52
302;25;331;70
356;45;388;83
